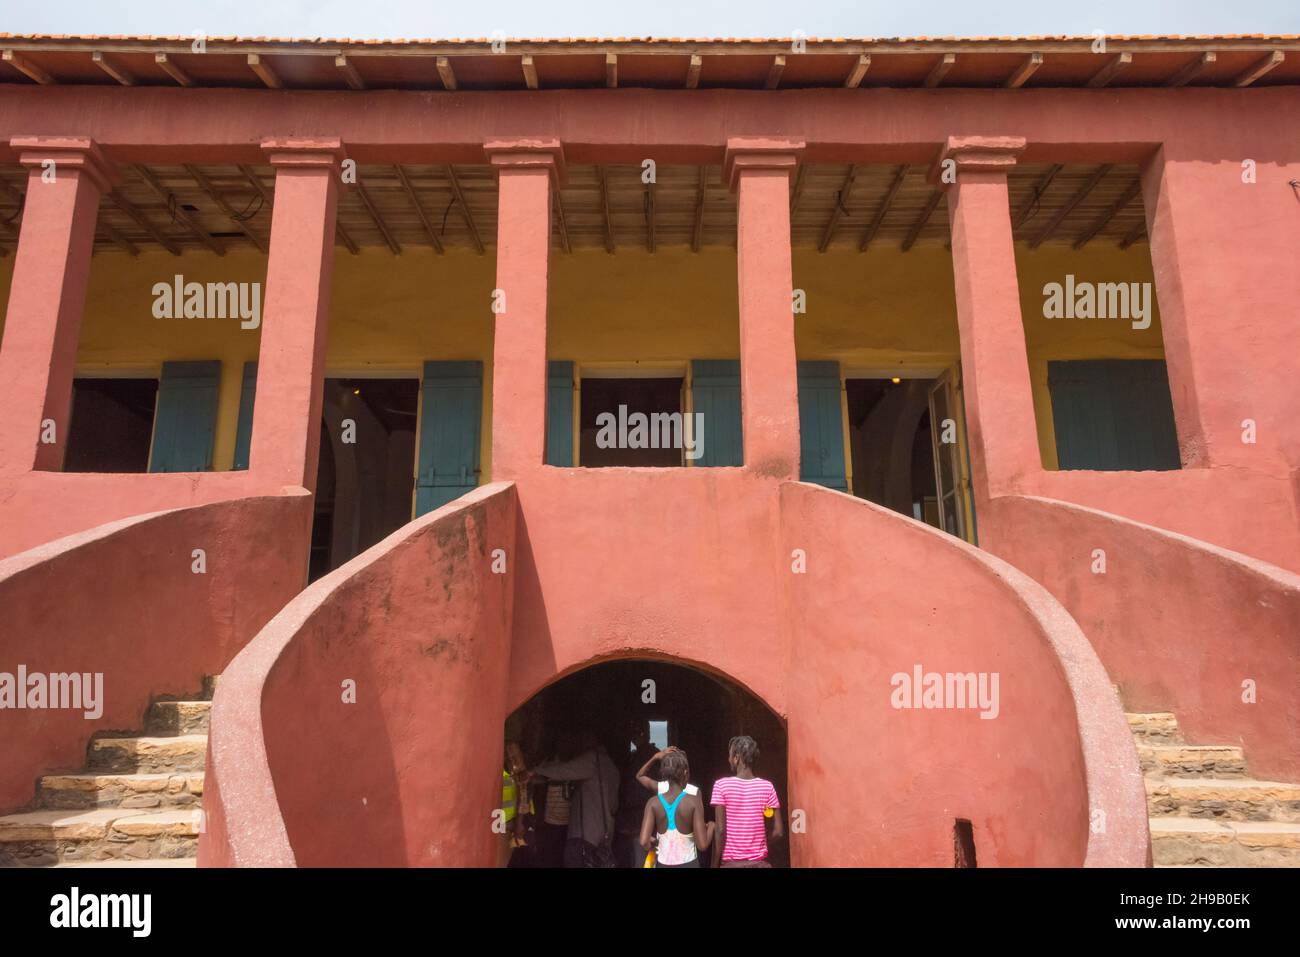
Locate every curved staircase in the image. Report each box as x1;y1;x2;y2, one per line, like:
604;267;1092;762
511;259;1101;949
1130;711;1300;867
0;681;212;868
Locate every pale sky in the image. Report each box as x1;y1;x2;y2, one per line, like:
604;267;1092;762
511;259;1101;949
3;0;1299;41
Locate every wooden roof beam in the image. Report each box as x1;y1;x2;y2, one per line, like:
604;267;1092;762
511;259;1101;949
335;55;365;90
92;51;135;86
2;50;55;84
247;53;282;89
154;52;193;87
240;162;355;253
1072;179;1142;249
1234;50;1284;87
789;165;807;216
133;164;224;255
394;165;443;253
1005;52;1043;89
553;189;571;254
691;165;706;252
1030;164;1113;248
597;165;615;253
605;53;618;89
1012;163;1063;229
436;56;458;91
901;189;943;252
98;220;140;256
445;165;484;254
1087;52;1132;88
1119;222;1147;249
1166;51;1216;87
924;53;956;88
107;190;181;255
765;55;786;90
819;165;858;252
521;54;538;90
685;54;702;89
189;164;267;252
860;165;907;252
844;54;871;88
353;176;402;254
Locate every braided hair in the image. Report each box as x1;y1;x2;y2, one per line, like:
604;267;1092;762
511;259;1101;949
728;735;760;770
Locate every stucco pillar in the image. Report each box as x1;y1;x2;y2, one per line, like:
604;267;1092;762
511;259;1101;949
485;139;564;480
247;137;344;492
725;137;804;480
1142;146;1300;473
0;137;116;474
937;135;1039;504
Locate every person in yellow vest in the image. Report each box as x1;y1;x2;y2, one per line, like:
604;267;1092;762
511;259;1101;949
499;744;528;867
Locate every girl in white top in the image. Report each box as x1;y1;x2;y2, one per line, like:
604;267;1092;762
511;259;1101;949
639;748;714;868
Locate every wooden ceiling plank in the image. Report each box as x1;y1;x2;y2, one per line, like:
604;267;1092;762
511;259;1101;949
445;165;485;254
1072;179;1143;249
1087;51;1132;88
154;52;193;87
924;53;956;88
606;53;618;89
789;165;807;216
2;50;55;84
133;164;224;255
901;189;943;251
1234;50;1283;87
1012;163;1063;229
335;55;365;91
394;165;443;253
844;54;871;88
861;164;907;252
189;164;268;252
1166;51;1216;87
1030;164;1113;248
92;51;135;86
247;53;282;89
819;164;857;252
108;189;182;255
1005;52;1043;89
436;56;458;91
765;54;786;90
1119;222;1147;249
98;220;140;256
521;54;539;90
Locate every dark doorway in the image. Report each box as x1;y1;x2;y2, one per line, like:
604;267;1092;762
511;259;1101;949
64;377;159;473
504;659;789;869
579;376;685;467
308;377;419;581
845;377;942;529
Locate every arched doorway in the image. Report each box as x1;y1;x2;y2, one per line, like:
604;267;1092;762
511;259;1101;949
503;658;789;868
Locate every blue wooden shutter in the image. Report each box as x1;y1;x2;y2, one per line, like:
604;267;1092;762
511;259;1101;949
149;361;221;473
232;361;257;471
415;361;483;516
546;361;574;466
797;361;847;491
1048;359;1180;471
690;359;743;467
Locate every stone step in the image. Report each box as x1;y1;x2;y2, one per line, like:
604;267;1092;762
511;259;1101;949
1126;711;1180;742
146;700;211;735
1137;743;1247;778
38;771;203;810
1146;777;1300;822
49;857;197;868
87;735;207;774
0;808;200;867
1150;817;1300;867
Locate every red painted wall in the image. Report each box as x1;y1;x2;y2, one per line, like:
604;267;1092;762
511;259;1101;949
0;491;311;812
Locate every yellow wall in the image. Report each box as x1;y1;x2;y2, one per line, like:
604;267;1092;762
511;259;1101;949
0;238;1164;478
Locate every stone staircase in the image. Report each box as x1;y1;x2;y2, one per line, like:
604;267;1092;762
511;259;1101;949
1129;710;1300;867
0;682;213;868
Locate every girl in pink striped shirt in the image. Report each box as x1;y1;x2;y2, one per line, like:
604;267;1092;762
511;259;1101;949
710;735;783;867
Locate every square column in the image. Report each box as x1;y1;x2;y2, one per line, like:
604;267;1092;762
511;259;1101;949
0;137;117;474
485;139;564;479
724;137;804;480
247;138;345;491
936;136;1040;503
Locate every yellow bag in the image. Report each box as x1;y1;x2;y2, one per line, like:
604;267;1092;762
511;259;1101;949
643;849;656;868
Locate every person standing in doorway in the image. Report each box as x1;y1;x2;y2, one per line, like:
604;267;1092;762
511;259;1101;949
528;732;620;867
710;735;783;868
640;748;713;868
